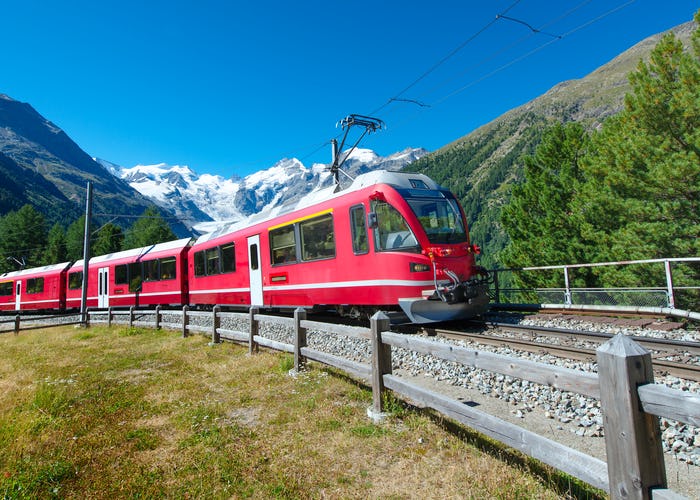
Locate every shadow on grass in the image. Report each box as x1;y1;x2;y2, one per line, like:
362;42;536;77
320;366;606;500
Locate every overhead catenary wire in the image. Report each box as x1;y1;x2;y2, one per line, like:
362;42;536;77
369;0;523;118
496;14;562;39
376;0;640;134
435;0;638;105
265;1;637;171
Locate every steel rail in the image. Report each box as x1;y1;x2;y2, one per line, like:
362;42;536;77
405;323;700;382
479;321;700;356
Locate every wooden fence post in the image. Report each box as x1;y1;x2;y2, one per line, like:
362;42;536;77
107;306;113;327
14;314;19;335
293;308;307;372
84;308;90;328
155;305;161;330
212;305;221;344
369;311;392;422
129;306;135;328
182;305;189;338
597;334;666;499
248;307;259;354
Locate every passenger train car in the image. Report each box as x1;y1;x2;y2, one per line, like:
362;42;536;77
65;238;191;310
0;262;72;311
0;171;490;323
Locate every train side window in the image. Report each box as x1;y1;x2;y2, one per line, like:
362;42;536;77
300;213;334;261
194;251;206;277
115;265;128;285
160;257;176;280
128;262;142;293
27;278;44;294
350;205;368;255
371;200;419;252
270;224;297;265
221;243;235;273
0;282;13;296
206;247;221;275
144;259;159;281
68;272;83;290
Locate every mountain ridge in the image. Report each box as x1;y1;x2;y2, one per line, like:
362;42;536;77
0;94;191;235
99;147;428;234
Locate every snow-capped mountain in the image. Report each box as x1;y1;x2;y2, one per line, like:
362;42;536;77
97;147;427;234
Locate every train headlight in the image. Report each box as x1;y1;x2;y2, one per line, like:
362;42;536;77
410;262;431;273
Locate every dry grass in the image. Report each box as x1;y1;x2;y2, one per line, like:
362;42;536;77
0;325;588;499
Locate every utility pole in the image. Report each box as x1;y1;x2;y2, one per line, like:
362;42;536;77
80;181;92;326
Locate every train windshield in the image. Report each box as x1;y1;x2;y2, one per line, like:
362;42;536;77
405;195;467;244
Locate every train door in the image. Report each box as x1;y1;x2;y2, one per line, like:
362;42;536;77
98;267;109;308
247;235;264;306
14;281;21;310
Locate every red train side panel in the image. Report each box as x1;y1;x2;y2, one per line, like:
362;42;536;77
66;238;191;310
0;262;71;311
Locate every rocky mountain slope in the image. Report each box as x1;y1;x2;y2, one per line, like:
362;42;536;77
102;148;427;233
0;94;189;234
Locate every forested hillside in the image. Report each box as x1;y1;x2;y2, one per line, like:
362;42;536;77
407;20;696;270
500;13;700;308
0;95;189;235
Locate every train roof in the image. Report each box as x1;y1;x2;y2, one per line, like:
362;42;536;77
87;237;192;266
194;170;442;245
0;262;72;280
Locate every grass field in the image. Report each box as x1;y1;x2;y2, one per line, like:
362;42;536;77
0;324;593;498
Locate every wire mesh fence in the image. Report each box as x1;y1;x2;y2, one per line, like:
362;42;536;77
489;257;700;316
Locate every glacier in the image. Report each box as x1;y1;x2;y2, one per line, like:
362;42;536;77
97;147;427;235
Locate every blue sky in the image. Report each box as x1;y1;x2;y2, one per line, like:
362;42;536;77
2;0;697;178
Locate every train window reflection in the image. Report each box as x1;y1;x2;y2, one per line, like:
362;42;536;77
221;243;235;273
115;265;128;284
350;205;368;254
300;213;334;261
206;247;221;275
144;259;159;281
160;257;177;280
26;278;44;294
68;272;83;290
407;197;467;244
194;242;235;277
270;225;297;265
371;201;419;252
128;263;142;292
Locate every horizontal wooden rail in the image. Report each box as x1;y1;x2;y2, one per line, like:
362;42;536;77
638;384;700;427
383;374;609;491
381;331;601;398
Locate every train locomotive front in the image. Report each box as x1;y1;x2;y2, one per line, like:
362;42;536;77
365;172;490;323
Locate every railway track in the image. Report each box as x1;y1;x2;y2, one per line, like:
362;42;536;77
400;320;700;382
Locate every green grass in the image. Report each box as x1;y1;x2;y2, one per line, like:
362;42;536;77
0;325;597;499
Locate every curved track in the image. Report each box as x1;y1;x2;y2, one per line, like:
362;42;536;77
398;320;700;382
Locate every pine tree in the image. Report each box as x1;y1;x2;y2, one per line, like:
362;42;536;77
92;223;124;256
576;13;700;300
0;204;47;272
500;122;591;288
44;223;68;265
65;216;86;262
123;207;177;250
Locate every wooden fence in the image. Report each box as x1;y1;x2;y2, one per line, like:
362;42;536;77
11;306;699;499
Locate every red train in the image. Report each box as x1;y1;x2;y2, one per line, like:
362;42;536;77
0;171;490;323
